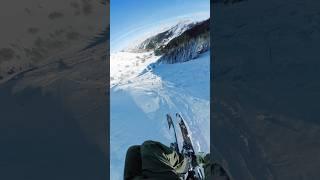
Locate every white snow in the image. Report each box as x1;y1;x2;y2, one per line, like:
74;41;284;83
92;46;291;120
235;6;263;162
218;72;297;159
162;20;195;44
110;51;159;87
110;50;210;180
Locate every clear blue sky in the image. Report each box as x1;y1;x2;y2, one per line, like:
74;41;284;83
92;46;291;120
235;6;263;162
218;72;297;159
111;0;210;52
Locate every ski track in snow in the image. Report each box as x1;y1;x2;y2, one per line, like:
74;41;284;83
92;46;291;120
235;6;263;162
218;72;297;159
110;51;210;180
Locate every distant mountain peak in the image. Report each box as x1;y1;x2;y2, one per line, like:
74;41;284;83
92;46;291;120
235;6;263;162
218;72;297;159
122;18;210;64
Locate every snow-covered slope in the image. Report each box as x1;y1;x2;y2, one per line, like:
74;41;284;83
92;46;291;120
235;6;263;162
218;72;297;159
110;52;158;87
110;51;210;180
157;19;210;63
110;17;210;180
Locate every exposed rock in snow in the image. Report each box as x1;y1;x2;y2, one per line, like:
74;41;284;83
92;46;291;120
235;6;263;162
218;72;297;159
157;19;210;64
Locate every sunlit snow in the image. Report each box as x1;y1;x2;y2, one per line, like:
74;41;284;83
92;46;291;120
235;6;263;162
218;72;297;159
110;20;210;180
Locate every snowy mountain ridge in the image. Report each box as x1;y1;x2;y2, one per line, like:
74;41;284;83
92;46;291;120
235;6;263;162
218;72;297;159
125;19;205;53
156;19;209;64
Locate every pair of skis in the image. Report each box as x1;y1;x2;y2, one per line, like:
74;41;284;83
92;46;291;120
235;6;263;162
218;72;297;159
166;113;204;180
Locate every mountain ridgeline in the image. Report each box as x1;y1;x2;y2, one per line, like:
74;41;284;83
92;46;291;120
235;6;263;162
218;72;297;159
133;20;197;52
156;19;209;64
130;19;210;64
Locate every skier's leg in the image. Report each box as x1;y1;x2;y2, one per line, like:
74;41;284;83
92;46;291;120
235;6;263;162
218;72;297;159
140;140;182;180
124;145;143;180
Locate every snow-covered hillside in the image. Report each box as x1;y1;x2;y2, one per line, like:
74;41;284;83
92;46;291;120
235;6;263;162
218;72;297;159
110;19;210;180
125;19;207;53
110;52;158;87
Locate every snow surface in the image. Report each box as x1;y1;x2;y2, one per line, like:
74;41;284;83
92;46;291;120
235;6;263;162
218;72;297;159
110;50;210;180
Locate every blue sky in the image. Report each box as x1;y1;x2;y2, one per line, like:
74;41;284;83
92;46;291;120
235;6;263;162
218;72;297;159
111;0;210;52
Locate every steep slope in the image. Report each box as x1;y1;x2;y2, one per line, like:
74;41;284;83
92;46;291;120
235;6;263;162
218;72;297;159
156;19;210;63
111;52;210;180
110;19;210;180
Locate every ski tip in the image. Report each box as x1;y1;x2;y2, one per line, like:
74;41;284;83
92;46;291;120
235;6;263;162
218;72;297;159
166;114;173;129
176;112;183;119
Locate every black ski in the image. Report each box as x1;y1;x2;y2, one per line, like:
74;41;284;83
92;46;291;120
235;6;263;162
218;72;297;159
176;113;204;180
176;113;195;155
166;114;179;153
166;113;204;179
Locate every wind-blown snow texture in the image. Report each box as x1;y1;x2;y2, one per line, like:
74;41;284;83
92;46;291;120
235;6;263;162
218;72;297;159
110;19;210;180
